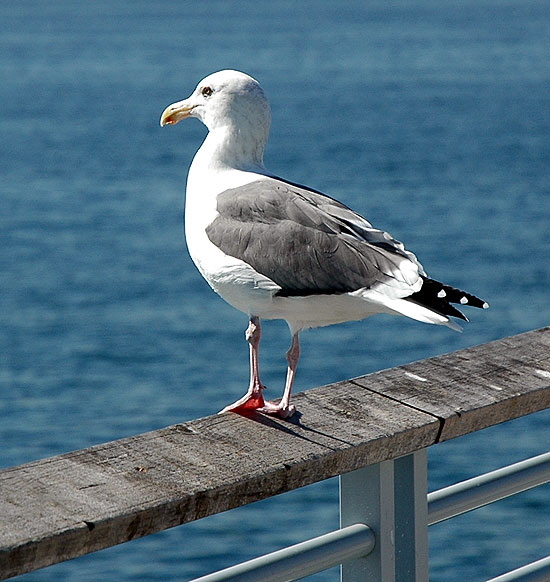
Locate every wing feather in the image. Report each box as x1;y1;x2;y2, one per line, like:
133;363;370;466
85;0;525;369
206;178;422;298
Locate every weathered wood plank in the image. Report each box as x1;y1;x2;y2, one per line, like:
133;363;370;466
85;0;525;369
1;327;549;580
1;391;437;579
352;326;550;440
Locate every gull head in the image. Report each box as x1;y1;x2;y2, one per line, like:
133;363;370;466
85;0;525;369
160;70;271;137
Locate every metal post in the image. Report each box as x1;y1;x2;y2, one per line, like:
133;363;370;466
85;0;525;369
340;460;396;582
394;450;429;582
340;451;429;582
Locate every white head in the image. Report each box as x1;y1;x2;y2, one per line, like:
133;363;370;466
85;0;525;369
160;70;271;169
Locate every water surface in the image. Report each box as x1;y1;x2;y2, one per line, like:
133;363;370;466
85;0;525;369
1;1;548;580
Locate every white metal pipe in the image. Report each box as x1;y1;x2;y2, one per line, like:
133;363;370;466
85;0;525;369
187;523;375;582
428;452;550;525
484;555;550;582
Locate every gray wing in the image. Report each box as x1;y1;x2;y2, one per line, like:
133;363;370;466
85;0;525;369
206;178;424;297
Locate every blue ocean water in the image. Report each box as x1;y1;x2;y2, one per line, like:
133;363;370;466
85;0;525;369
1;1;548;580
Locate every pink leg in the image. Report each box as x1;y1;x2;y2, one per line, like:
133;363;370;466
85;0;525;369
276;332;299;418
219;316;267;413
219;320;298;419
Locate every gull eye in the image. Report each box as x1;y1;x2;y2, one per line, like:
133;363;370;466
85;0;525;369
201;86;213;97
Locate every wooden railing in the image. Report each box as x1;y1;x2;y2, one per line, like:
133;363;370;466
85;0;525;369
1;327;549;580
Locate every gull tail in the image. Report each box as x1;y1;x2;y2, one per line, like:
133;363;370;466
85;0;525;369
405;276;489;331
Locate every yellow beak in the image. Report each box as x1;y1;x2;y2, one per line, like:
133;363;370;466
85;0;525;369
160;100;195;127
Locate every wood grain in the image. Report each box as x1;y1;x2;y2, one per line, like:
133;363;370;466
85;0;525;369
1;327;548;579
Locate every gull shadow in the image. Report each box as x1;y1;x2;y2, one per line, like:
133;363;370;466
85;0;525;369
232;407;356;451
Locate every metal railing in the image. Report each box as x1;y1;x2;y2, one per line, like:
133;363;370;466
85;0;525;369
189;451;550;582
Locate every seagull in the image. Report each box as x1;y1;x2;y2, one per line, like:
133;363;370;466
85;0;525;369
160;70;488;419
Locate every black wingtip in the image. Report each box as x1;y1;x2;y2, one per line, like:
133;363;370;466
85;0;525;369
407;277;488;322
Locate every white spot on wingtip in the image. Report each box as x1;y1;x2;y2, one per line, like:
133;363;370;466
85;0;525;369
482;302;489;309
404;371;428;382
460;296;468;304
437;289;446;298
